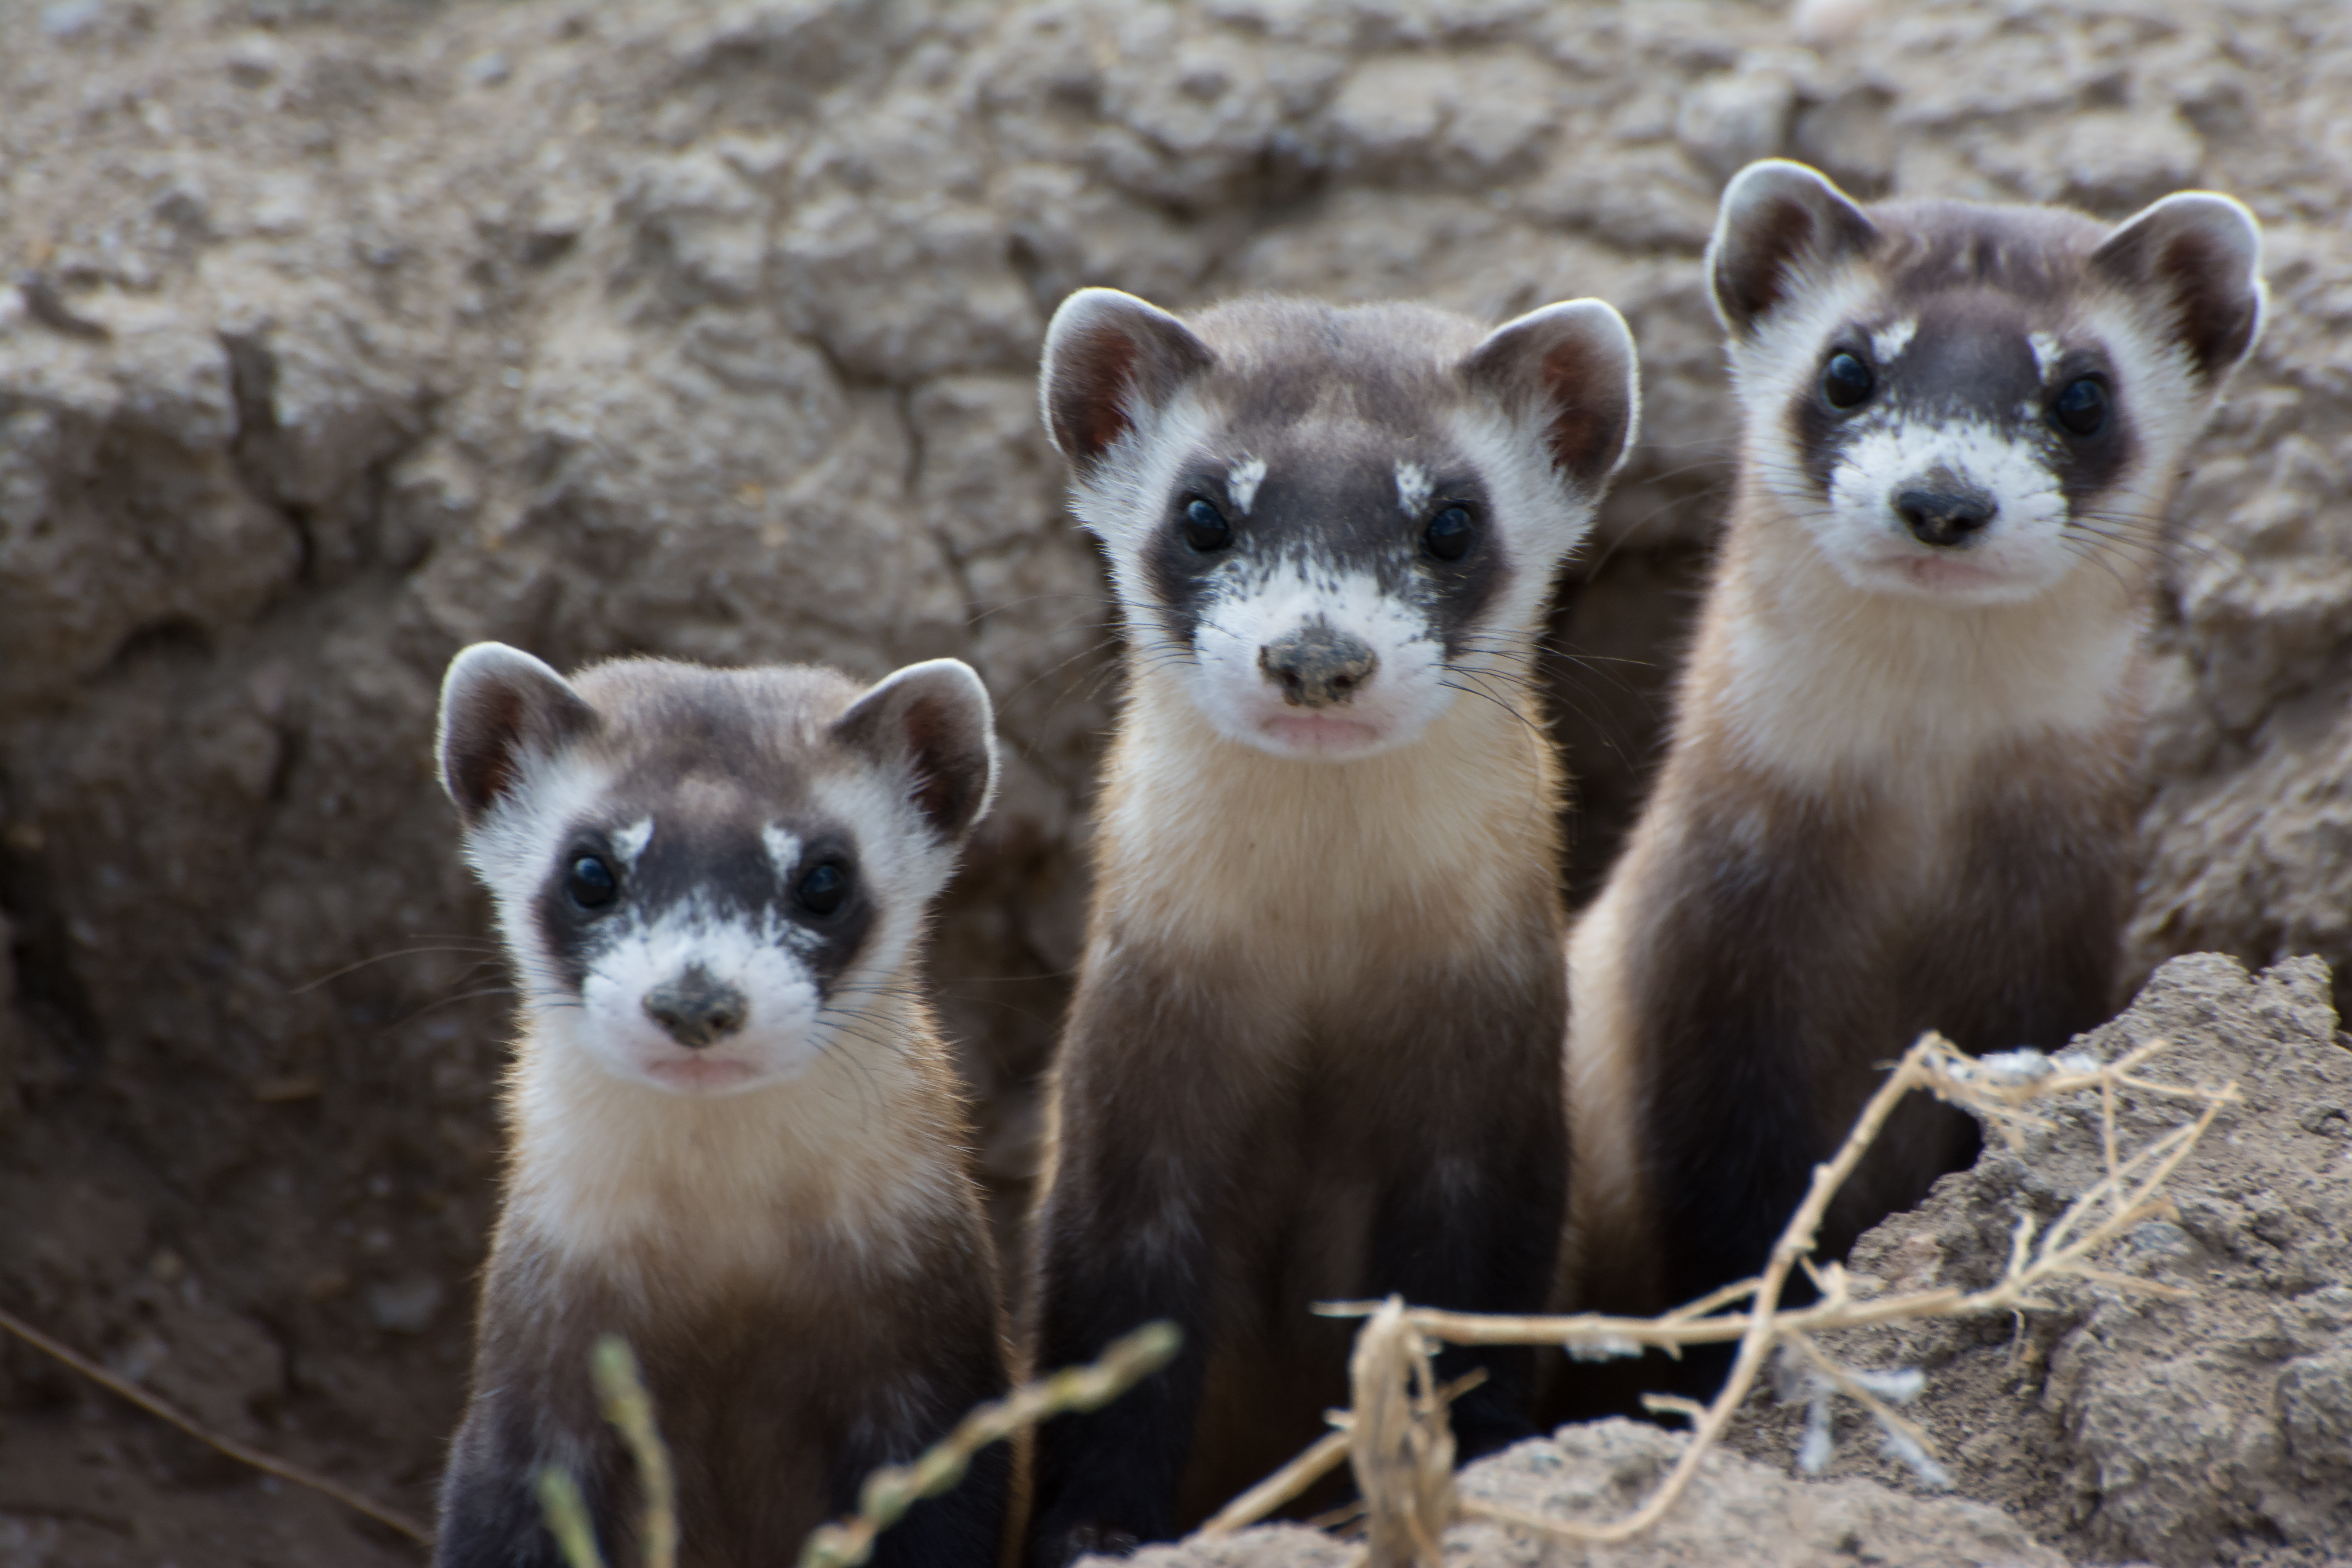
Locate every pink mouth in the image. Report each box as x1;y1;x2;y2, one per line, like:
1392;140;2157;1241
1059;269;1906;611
646;1056;757;1094
1261;713;1385;752
1886;554;2007;593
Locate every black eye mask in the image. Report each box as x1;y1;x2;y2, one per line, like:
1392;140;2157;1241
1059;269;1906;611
530;817;877;1000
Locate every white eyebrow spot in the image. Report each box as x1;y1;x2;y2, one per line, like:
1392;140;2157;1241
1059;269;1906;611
762;824;802;879
1395;459;1433;516
611;817;654;869
2028;331;2063;382
1871;318;1917;364
1226;456;1267;515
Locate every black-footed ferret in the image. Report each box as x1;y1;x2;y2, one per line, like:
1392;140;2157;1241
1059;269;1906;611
431;646;1013;1568
1025;290;1639;1561
1564;161;2265;1326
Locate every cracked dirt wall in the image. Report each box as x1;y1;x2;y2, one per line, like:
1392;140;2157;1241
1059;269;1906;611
2;1;2351;1563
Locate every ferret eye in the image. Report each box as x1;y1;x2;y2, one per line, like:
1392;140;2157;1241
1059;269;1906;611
1423;505;1475;563
567;855;618;910
796;862;849;917
1179;497;1233;553
1822;351;1875;410
2051;377;2108;437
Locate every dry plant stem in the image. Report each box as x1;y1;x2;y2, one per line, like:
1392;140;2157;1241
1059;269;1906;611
0;1301;432;1546
539;1468;607;1568
593;1337;679;1568
535;1337;680;1568
1640;1393;1707;1425
797;1320;1181;1568
1195;1428;1354;1537
1662;1273;1770;1324
1200;1370;1488;1539
1349;1298;1457;1568
1328;1041;2234;1353
1454;1034;1957;1545
1305;1033;2236;1551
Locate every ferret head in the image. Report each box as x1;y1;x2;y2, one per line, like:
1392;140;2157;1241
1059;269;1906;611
1040;290;1638;761
435;646;996;1098
1709;160;2264;606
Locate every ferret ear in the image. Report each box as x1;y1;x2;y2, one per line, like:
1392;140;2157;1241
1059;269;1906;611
1039;288;1215;474
1708;159;1880;338
2092;191;2266;385
436;643;597;825
833;659;1000;844
1460;298;1641;493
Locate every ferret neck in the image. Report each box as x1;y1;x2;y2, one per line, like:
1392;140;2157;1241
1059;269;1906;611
498;981;954;1290
1691;482;2149;787
1092;655;1565;953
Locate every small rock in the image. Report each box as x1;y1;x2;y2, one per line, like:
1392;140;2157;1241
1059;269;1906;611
38;0;103;41
225;35;283;87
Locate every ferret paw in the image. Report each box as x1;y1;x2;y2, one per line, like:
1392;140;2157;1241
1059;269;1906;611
1034;1519;1142;1565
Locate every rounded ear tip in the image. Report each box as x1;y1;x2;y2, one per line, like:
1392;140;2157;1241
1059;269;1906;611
891;655;984;685
850;658;999;731
446;642;552;684
1484;297;1635;352
1046;286;1174;332
1560;298;1637;354
2155;191;2264;256
899;656;993;707
1721;158;1847;205
1545;300;1639;407
1541;297;1628;327
448;640;518;668
1049;286;1120;319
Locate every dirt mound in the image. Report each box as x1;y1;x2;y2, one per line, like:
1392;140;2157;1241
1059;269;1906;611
2;1;2351;1563
1128;1417;2072;1568
1132;1416;2074;1568
1731;955;2352;1568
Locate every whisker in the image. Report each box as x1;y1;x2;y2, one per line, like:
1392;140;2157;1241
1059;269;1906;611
290;944;506;995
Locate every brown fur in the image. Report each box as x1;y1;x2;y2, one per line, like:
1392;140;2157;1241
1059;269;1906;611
451;1142;1007;1564
1565;509;2143;1316
440;1016;1015;1568
1026;681;1569;1552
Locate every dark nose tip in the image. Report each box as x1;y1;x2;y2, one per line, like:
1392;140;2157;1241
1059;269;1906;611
1258;621;1377;708
643;966;747;1050
1896;489;1996;548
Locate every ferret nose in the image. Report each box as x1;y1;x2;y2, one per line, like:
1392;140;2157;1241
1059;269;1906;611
1896;489;1996;548
643;966;747;1050
1259;621;1377;708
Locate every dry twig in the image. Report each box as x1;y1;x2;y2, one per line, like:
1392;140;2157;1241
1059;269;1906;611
0;1301;431;1546
1196;1428;1354;1537
536;1337;686;1568
1348;1298;1459;1568
1286;1031;2237;1553
798;1319;1181;1568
